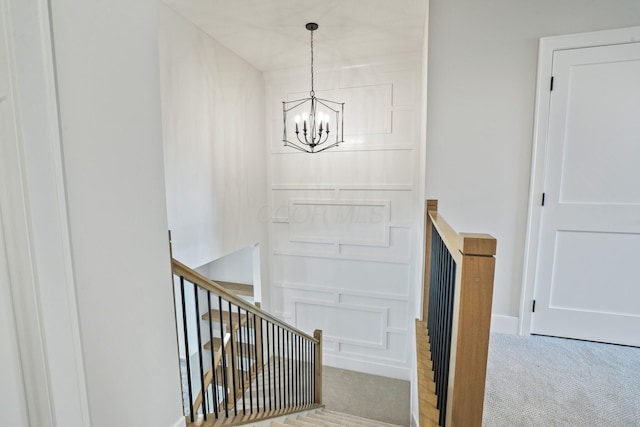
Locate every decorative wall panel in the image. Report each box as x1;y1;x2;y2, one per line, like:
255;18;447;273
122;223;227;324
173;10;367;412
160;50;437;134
287;199;390;246
266;58;421;380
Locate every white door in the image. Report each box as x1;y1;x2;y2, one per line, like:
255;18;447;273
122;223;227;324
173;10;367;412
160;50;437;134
531;41;640;346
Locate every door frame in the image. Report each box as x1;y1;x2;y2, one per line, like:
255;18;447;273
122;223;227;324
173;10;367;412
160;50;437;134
519;26;640;336
0;0;91;424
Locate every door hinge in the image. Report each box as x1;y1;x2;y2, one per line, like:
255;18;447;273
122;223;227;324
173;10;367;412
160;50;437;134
550;76;554;91
532;300;536;313
541;192;546;206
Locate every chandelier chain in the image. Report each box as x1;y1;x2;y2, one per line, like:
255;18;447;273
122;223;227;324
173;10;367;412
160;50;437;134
310;28;314;96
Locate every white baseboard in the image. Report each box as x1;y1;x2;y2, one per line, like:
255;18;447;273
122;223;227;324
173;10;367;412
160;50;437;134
411;411;419;427
491;314;519;334
322;354;410;381
172;416;186;427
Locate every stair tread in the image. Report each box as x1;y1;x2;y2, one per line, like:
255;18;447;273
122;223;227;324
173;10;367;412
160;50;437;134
298;414;343;426
203;337;256;354
320;410;403;427
311;412;375;427
285;419;316;427
213;280;254;296
202;309;249;324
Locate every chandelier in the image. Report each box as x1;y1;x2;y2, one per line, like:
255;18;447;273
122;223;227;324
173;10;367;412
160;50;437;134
282;23;344;153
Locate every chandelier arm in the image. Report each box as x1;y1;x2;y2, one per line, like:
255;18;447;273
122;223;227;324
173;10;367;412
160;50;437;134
283;98;311;111
285;141;314;153
315;132;330;146
295;132;311;146
314;141;341;153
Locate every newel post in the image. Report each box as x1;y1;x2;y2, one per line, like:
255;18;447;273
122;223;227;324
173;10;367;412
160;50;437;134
313;329;323;404
448;233;497;427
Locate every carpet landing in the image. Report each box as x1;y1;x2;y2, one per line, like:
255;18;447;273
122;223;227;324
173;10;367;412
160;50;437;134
483;333;640;426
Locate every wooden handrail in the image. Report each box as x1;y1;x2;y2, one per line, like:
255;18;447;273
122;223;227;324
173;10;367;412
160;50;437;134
172;258;319;344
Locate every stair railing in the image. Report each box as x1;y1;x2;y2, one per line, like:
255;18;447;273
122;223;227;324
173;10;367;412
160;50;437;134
416;199;496;427
171;258;323;426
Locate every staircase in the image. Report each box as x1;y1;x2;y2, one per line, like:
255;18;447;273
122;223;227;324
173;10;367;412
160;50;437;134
172;259;405;427
268;409;402;427
172;259;324;427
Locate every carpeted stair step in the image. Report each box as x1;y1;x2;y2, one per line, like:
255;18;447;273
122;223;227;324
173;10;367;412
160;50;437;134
297;414;343;426
284;418;316;426
268;409;404;427
320;410;402;427
310;412;379;427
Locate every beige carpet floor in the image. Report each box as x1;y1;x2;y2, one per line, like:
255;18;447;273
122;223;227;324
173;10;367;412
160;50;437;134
322;366;410;426
483;333;640;426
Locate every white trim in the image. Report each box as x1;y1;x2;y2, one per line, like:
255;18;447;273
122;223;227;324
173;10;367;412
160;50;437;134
273;249;410;265
274;281;410;301
519;26;640;336
411;412;419;427
272;184;413;191
490;314;519;335
323;353;410;381
172;417;187;427
0;0;91;425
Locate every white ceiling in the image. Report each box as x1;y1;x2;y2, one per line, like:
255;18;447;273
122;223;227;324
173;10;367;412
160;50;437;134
161;0;428;71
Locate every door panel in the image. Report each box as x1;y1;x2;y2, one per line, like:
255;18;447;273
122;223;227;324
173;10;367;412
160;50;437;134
532;42;640;346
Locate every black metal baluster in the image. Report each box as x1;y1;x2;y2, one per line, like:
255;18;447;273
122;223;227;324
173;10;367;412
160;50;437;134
194;284;207;420
285;330;289;407
296;334;300;407
308;339;312;405
244;310;253;414
217;296;229;417
228;301;238;416
312;341;315;403
434;233;441;407
433;235;443;409
180;277;194;422
207;291;218;419
304;339;311;404
237;306;246;415
442;252;457;427
288;330;292;407
266;320;272;411
277;326;282;409
252;313;259;413
299;335;302;407
284;330;289;407
289;332;294;407
258;315;265;413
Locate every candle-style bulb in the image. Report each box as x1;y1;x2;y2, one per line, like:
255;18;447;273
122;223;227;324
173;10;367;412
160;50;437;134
295;115;301;123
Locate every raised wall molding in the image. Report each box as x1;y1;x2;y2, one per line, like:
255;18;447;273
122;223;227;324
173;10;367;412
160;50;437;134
293;299;389;349
286;199;390;247
272;250;411;265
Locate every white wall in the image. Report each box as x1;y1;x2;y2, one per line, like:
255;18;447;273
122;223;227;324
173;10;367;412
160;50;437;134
202;245;255;285
265;55;424;380
0;6;30;423
49;0;183;426
158;3;269;284
426;0;640;327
